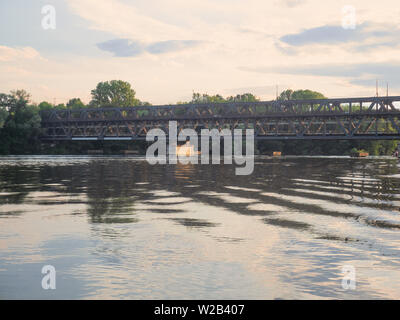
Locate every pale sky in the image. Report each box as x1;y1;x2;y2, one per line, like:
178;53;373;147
1;0;400;105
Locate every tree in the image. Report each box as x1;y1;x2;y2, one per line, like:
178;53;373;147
278;89;326;101
188;92;260;104
190;93;226;104
67;98;86;109
0;93;15;111
9;90;31;113
3;90;40;130
227;93;259;102
54;103;66;110
38;101;54;111
0;90;42;154
277;89;294;101
0;98;7;128
90;80;140;107
137;100;152;106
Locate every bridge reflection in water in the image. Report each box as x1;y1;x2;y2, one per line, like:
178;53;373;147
40;96;400;141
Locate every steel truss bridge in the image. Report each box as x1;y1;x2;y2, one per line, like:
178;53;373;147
40;96;400;141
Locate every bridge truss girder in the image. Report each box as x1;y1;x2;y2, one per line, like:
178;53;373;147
41;113;400;141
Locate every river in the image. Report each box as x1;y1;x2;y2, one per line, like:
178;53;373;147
1;156;400;299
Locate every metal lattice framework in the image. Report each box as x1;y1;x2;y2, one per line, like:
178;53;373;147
40;96;400;140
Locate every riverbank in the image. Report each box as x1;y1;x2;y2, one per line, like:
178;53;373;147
1;139;399;157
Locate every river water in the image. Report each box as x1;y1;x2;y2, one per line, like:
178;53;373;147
0;156;400;299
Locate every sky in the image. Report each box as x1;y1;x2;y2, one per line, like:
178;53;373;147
1;0;400;105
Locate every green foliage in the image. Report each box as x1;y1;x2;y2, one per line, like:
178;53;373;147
189;92;260;104
55;103;66;110
38;101;66;111
191;93;226;104
227;93;259;102
278;89;326;101
67;98;86;109
137;101;152;106
0;108;7;128
0;94;11;128
90;80;141;107
38;101;54;111
0;90;42;154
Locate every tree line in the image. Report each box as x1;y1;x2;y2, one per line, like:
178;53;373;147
0;80;398;155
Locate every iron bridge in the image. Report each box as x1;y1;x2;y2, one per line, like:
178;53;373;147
40;96;400;141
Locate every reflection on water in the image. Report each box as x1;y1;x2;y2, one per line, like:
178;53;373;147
1;156;400;299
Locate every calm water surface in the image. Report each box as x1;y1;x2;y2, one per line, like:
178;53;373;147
1;156;400;299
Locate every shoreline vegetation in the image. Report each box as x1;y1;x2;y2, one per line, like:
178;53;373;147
0;80;398;156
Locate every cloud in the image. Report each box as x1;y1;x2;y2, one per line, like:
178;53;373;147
0;46;41;62
352;41;400;52
97;38;202;57
96;39;144;57
274;41;298;55
279;23;390;46
4;0;400;103
270;62;400;78
147;40;202;54
281;0;307;8
240;62;400;88
67;0;185;41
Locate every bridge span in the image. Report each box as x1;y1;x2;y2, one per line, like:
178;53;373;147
40;96;400;141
